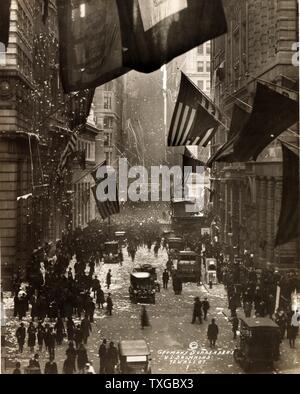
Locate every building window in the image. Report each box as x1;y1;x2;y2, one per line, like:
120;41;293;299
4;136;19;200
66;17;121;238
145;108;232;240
206;80;211;91
104;96;112;110
104;116;113;128
197;46;204;55
197;61;204;73
206;42;211;55
206;62;211;73
197;80;204;90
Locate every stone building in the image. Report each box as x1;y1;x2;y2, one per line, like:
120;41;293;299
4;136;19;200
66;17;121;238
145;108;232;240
0;0;94;288
210;0;299;268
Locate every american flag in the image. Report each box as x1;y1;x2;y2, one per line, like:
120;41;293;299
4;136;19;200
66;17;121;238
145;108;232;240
91;161;120;221
57;133;78;175
168;73;223;147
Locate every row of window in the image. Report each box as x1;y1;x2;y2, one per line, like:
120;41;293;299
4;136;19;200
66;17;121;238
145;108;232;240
197;42;211;55
197;61;211;73
77;139;95;161
197;80;211;92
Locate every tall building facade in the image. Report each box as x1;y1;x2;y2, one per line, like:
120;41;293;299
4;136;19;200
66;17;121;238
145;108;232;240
0;0;94;288
93;78;125;168
210;0;299;268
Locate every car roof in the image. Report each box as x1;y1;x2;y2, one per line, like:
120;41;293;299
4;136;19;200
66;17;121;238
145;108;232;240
119;340;150;356
179;251;197;256
131;272;151;279
168;237;183;242
239;315;279;329
105;241;118;245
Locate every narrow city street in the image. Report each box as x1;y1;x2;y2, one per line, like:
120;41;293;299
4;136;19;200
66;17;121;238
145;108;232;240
3;246;300;374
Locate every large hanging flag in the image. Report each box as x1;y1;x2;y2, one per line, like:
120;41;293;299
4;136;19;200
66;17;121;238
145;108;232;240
57;0;129;92
91;161;120;221
116;0;227;73
208;83;299;164
57;133;78;175
275;143;300;246
57;0;227;92
182;147;205;187
168;73;223;147
0;0;11;47
206;104;250;167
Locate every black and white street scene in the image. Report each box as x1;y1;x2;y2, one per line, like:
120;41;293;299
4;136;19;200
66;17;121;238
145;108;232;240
0;0;300;375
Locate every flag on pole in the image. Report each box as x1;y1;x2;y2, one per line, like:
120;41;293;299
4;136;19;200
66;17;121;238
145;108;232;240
0;0;11;47
275;143;300;246
168;73;223;147
57;0;227;92
57;0;129;92
182;147;205;186
57;133;78;175
207;83;299;164
116;0;227;73
91;161;120;221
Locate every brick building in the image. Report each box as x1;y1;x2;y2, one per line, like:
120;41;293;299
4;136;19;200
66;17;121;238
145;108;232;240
0;0;94;288
210;0;299;268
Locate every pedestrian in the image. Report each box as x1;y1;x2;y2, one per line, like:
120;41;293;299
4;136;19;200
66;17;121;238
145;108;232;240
16;322;26;353
106;270;112;290
66;341;77;372
191;297;203;324
44;356;58;374
275;310;287;341
207;319;219;348
47;327;56;359
106;342;118;374
37;322;45;352
202;298;210;321
98;339;107;374
118;250;124;266
162;269;169;290
31;353;41;374
12;361;22;374
54;317;65;345
230;313;239;340
77;343;89;374
287;324;297;349
66;317;76;341
85;297;96;323
106;293;113;316
27;321;36;352
74;324;83;349
141;306;150;329
63;355;76;374
96;286;105;309
80;315;92;344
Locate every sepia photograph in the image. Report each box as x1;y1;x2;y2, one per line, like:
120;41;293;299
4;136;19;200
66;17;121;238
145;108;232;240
0;0;299;378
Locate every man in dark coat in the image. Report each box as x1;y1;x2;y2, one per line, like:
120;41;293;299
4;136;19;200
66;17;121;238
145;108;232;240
106;270;112;289
98;339;107;374
162;269;169;290
202;298;210;321
85;297;96;323
106;342;118;374
80;316;92;344
192;297;203;324
44;356;58;374
106;293;113;316
16;323;26;353
47;327;56;359
207;319;219;348
96;286;105;309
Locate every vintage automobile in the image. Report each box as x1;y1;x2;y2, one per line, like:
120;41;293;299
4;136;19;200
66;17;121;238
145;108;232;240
117;340;152;374
204;258;218;285
129;272;156;304
168;237;184;252
133;264;160;292
174;251;201;283
115;231;126;247
103;241;120;264
233;315;281;371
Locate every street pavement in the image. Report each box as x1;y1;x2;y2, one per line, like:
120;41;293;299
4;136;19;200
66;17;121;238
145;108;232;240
3;246;300;374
